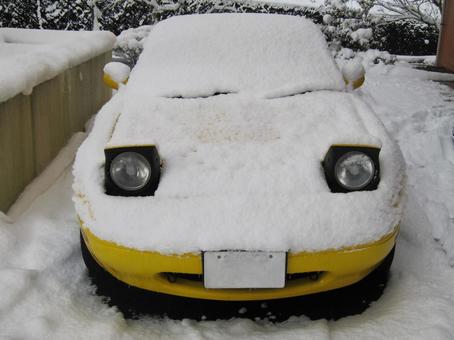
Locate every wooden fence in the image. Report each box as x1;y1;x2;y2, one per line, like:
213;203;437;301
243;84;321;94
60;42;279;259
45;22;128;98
437;0;454;72
0;51;111;212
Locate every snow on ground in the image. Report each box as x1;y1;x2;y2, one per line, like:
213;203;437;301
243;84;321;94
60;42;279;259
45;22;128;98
1;61;454;338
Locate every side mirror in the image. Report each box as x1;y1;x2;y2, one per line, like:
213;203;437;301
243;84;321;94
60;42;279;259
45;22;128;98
342;60;365;90
103;62;131;90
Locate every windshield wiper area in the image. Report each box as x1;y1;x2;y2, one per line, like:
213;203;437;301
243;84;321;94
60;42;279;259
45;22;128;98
167;91;235;99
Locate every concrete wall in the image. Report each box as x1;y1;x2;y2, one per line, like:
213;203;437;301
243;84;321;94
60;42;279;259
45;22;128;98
0;51;111;212
437;0;454;71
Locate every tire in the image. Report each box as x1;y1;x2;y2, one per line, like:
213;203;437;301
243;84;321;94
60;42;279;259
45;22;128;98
81;233;394;321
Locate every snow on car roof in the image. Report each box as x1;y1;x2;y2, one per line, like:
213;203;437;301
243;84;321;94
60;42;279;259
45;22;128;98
126;14;345;98
0;28;115;103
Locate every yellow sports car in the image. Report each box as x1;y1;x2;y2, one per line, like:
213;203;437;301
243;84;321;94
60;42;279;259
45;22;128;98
74;13;405;320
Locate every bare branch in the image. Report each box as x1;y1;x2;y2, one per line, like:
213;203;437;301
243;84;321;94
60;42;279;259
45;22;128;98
374;0;441;28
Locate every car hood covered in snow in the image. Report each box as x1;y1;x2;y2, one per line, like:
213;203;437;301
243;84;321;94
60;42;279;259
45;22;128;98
73;90;405;254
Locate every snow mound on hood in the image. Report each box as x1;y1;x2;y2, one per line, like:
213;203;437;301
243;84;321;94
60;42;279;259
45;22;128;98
126;13;345;99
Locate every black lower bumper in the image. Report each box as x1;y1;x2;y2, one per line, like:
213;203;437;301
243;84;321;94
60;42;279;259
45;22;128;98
81;233;394;321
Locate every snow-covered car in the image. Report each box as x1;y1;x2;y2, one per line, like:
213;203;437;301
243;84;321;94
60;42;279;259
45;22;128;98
73;14;405;319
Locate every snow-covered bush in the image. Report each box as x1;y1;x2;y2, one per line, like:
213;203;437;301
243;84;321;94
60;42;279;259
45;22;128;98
321;0;371;51
370;20;439;55
114;25;153;66
0;1;39;28
321;1;438;55
0;0;92;30
181;0;322;20
98;0;322;35
335;48;396;71
41;0;93;30
109;0;322;65
95;0;165;35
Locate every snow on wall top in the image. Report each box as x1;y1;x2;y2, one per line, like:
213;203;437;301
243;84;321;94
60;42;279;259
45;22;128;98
127;14;345;98
0;28;115;103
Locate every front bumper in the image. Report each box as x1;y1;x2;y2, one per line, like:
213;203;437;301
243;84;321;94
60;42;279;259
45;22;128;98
80;221;398;301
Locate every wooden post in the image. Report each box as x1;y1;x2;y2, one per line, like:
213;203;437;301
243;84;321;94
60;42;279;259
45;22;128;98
437;0;454;71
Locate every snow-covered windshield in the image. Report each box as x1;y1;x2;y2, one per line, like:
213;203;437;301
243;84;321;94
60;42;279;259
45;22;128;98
126;14;345;99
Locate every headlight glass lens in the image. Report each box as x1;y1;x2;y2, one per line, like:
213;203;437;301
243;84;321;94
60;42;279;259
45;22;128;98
334;151;375;190
110;152;151;191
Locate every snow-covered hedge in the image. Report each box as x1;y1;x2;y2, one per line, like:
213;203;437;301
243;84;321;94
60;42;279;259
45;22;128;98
321;3;438;55
0;0;92;31
0;0;438;57
370;20;438;55
114;25;152;67
96;0;322;35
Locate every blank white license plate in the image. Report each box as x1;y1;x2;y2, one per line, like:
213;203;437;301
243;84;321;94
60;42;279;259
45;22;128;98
203;251;286;289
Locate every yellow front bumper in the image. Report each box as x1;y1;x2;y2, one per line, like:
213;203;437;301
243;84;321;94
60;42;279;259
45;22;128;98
81;222;398;301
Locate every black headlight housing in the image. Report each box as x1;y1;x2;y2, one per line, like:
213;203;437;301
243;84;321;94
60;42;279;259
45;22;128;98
322;145;380;193
104;146;161;196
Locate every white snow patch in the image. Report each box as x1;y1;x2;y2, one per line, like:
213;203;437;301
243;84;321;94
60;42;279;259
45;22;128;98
350;28;373;45
395;55;437;64
336;48;355;60
388;65;454;82
323;14;333;24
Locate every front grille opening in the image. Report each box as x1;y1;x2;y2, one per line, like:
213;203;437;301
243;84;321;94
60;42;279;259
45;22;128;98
286;271;324;282
162;271;324;284
163;273;203;283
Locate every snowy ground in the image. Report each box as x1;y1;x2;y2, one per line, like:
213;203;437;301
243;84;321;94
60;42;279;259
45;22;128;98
1;62;454;339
